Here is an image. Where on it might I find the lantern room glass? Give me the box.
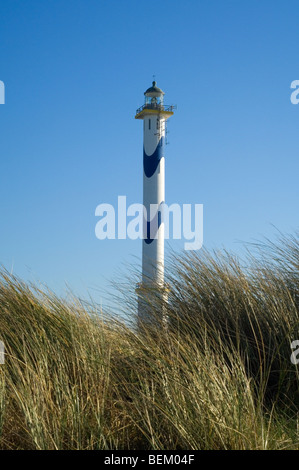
[144,95,164,108]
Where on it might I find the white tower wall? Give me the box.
[142,114,166,286]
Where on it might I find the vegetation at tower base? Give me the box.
[0,233,298,449]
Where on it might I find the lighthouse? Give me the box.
[135,81,175,322]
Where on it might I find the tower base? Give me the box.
[136,282,169,330]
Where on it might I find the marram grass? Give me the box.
[0,233,298,449]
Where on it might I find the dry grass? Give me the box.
[0,233,298,449]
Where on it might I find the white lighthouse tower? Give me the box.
[135,81,175,322]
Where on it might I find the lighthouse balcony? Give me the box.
[135,103,176,119]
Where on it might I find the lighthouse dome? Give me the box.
[144,81,165,97]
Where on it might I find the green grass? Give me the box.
[0,233,298,449]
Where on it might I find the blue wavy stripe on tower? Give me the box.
[143,136,164,178]
[144,203,163,245]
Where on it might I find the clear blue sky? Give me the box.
[0,0,298,304]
